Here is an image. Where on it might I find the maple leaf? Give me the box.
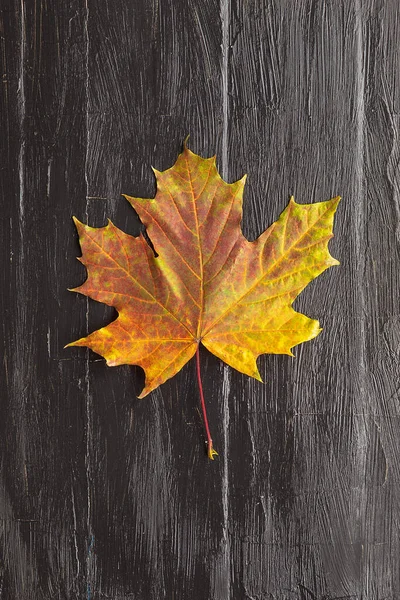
[67,142,340,459]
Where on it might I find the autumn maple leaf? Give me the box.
[67,142,340,458]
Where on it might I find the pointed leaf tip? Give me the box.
[254,369,263,383]
[72,215,82,227]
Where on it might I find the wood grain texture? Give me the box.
[1,0,400,598]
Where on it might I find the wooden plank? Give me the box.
[362,1,400,596]
[1,0,89,597]
[227,0,400,598]
[76,1,228,598]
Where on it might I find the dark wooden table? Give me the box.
[2,1,400,598]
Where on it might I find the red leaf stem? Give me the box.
[196,345,218,460]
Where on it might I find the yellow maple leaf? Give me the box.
[67,142,340,458]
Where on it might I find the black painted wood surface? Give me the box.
[2,1,400,598]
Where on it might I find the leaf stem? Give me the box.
[196,345,218,460]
